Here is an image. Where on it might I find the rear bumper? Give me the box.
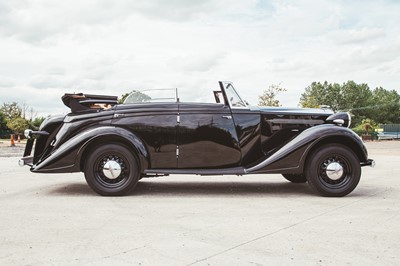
[361,159,375,167]
[19,138,34,167]
[19,156,33,167]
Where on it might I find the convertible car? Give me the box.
[19,81,374,196]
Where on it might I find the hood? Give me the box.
[257,106,334,116]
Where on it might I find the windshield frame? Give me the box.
[219,81,248,109]
[123,88,179,104]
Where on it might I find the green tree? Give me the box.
[118,93,130,104]
[1,102,43,134]
[368,87,400,124]
[29,116,46,130]
[360,119,377,135]
[258,84,287,107]
[341,81,373,125]
[6,117,29,134]
[352,118,378,136]
[300,81,374,126]
[300,81,342,111]
[0,111,7,130]
[1,102,22,120]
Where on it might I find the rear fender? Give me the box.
[31,126,149,173]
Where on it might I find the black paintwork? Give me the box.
[178,103,241,168]
[21,82,372,176]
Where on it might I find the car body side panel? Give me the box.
[31,126,149,173]
[53,110,115,150]
[230,108,263,166]
[112,103,178,169]
[259,108,332,157]
[33,114,65,164]
[245,124,368,174]
[177,103,241,168]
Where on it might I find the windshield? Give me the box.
[123,89,178,104]
[225,83,247,108]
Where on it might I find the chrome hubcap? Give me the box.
[326,162,344,180]
[102,160,122,179]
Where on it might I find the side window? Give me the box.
[213,91,223,103]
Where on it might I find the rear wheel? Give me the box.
[282,174,307,183]
[306,144,361,197]
[84,143,140,196]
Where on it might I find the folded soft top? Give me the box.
[61,93,118,113]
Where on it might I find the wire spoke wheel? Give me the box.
[318,155,351,189]
[95,154,129,188]
[84,143,140,196]
[306,144,361,197]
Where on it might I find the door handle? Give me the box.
[222,115,232,120]
[113,113,125,118]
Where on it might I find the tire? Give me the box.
[84,143,140,196]
[282,174,307,183]
[305,144,361,197]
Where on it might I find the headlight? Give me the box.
[326,112,351,128]
[24,129,32,139]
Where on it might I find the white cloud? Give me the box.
[332,27,386,45]
[0,0,399,116]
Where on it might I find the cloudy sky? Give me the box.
[0,0,399,116]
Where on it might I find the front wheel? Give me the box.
[84,143,140,196]
[305,145,361,197]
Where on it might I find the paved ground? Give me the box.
[0,140,25,157]
[0,141,399,265]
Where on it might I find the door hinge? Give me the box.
[177,115,180,123]
[176,146,179,157]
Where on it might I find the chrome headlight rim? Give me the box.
[346,112,351,128]
[24,129,33,139]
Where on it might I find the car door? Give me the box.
[177,102,241,168]
[219,81,263,166]
[112,103,178,169]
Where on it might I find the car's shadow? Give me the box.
[48,180,313,197]
[134,180,311,196]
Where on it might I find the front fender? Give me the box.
[245,124,367,174]
[31,126,149,173]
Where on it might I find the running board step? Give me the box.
[144,167,246,176]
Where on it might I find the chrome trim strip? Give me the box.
[269,119,324,125]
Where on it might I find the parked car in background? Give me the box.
[19,81,374,196]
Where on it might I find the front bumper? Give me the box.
[361,159,375,167]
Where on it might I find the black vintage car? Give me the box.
[19,81,374,196]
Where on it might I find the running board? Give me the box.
[144,167,246,176]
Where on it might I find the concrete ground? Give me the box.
[0,140,25,157]
[0,141,399,265]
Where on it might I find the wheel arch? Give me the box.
[78,132,149,173]
[301,135,367,169]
